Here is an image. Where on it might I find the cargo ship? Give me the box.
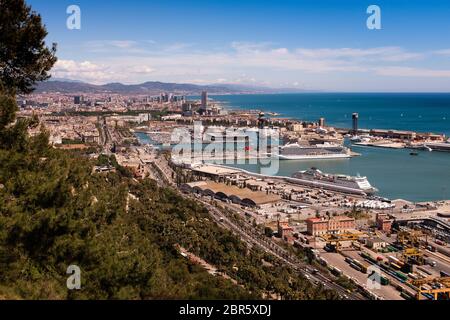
[289,168,378,195]
[278,143,351,160]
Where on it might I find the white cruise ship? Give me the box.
[277,143,351,160]
[291,168,378,195]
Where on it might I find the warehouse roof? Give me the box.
[191,164,241,176]
[185,181,280,206]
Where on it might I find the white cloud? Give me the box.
[52,59,155,84]
[52,42,450,87]
[433,49,450,56]
[108,40,138,49]
[53,60,111,83]
[295,47,422,62]
[375,66,450,78]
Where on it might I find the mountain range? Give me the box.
[34,79,308,95]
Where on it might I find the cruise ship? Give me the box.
[277,143,351,160]
[290,168,378,195]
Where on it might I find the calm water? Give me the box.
[211,93,450,135]
[139,94,450,201]
[222,146,450,202]
[203,93,450,202]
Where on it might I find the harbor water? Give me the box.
[138,93,450,202]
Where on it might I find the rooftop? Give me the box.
[186,180,280,205]
[191,164,241,176]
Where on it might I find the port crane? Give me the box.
[401,247,425,265]
[409,277,450,300]
[322,232,363,252]
[397,229,426,265]
[396,229,423,247]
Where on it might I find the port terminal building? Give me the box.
[181,181,281,208]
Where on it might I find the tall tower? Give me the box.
[201,91,208,107]
[257,112,268,153]
[352,113,359,134]
[319,117,325,127]
[258,112,267,129]
[74,96,83,105]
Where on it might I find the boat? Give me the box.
[350,135,371,143]
[410,152,419,156]
[408,144,432,152]
[424,142,450,153]
[290,168,378,195]
[278,143,351,160]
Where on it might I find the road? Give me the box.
[99,117,114,154]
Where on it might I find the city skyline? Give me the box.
[27,0,450,92]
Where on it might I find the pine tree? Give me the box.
[0,0,57,96]
[0,0,57,150]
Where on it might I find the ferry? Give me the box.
[278,143,351,160]
[290,168,378,195]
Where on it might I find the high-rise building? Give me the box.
[352,113,359,133]
[201,91,208,107]
[319,117,325,127]
[74,96,83,105]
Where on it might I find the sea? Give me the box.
[139,93,450,202]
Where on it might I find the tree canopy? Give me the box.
[0,0,339,300]
[0,0,57,95]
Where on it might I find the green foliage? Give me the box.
[264,227,274,237]
[335,276,356,292]
[0,0,57,95]
[0,147,256,299]
[0,145,340,299]
[0,0,340,301]
[0,95,17,128]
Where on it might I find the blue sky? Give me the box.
[27,0,450,91]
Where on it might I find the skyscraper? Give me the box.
[201,91,208,107]
[319,117,325,127]
[74,96,83,105]
[352,113,359,134]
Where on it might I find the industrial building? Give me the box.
[306,216,356,236]
[277,220,294,243]
[376,213,393,232]
[181,181,281,208]
[189,164,241,180]
[366,237,388,250]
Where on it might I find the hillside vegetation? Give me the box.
[0,0,338,300]
[0,141,339,299]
